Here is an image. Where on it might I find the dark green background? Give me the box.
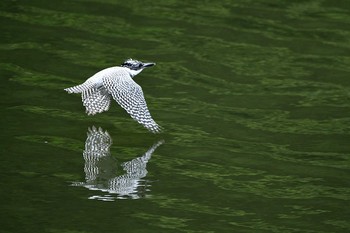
[1,0,349,232]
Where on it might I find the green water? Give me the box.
[1,0,350,232]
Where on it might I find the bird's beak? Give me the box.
[142,62,155,68]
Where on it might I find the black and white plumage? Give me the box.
[72,126,164,200]
[64,59,161,133]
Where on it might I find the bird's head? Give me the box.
[121,58,155,77]
[121,58,155,71]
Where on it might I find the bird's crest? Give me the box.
[121,58,143,70]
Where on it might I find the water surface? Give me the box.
[1,0,350,232]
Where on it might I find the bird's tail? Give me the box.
[64,82,93,94]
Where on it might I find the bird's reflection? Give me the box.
[72,126,164,201]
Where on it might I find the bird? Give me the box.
[64,58,161,133]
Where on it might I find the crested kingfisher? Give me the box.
[64,59,161,133]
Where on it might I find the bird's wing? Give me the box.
[102,74,161,133]
[81,86,111,115]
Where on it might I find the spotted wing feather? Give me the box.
[82,86,111,115]
[103,74,161,133]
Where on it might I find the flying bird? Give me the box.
[64,59,161,133]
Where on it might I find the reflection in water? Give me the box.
[72,126,164,201]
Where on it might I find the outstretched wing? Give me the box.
[81,86,111,115]
[102,74,161,133]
